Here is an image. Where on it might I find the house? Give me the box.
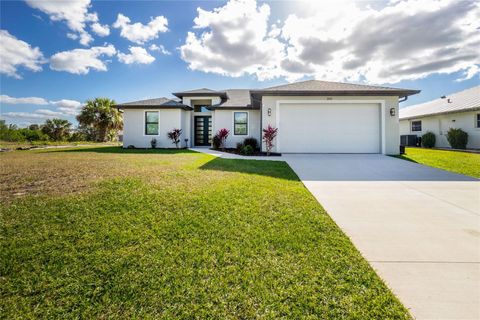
[399,86,480,149]
[115,80,419,155]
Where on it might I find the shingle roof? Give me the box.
[114,97,192,110]
[251,79,420,97]
[211,89,254,109]
[172,88,227,98]
[399,86,480,120]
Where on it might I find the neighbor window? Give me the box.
[194,105,210,112]
[411,120,422,132]
[145,111,159,135]
[476,114,480,128]
[234,112,248,135]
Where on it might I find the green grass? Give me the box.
[398,147,480,178]
[0,140,120,149]
[0,147,410,318]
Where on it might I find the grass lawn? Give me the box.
[0,147,410,319]
[399,147,480,179]
[0,140,120,150]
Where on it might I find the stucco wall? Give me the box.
[213,109,261,148]
[399,111,480,149]
[261,95,400,155]
[123,108,186,148]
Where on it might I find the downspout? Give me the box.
[399,96,408,103]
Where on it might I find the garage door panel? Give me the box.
[279,103,380,153]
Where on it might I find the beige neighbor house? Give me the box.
[399,86,480,149]
[115,80,419,155]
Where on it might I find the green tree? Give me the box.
[41,118,72,141]
[76,98,122,142]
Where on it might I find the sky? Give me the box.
[0,0,479,127]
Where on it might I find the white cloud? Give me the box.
[25,0,109,46]
[49,44,116,74]
[117,46,155,64]
[180,0,480,83]
[149,44,171,55]
[0,94,49,105]
[1,109,65,122]
[112,13,168,44]
[51,99,83,115]
[0,30,46,79]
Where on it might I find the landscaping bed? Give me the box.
[211,148,282,157]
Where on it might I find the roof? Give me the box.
[114,97,192,110]
[210,89,255,109]
[250,79,420,98]
[172,88,227,99]
[399,86,480,120]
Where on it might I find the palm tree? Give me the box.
[76,98,122,142]
[41,118,72,141]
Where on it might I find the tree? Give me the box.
[167,128,182,148]
[41,118,72,141]
[76,98,123,142]
[262,125,278,156]
[28,124,40,131]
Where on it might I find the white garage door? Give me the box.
[278,103,381,153]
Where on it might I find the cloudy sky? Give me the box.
[1,0,479,126]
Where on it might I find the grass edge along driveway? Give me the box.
[0,146,411,319]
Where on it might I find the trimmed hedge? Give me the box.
[446,128,468,149]
[421,132,436,148]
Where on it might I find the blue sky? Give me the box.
[1,0,478,126]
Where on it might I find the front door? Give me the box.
[194,116,212,146]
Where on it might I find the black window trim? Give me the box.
[233,111,248,136]
[145,111,159,135]
[476,113,480,128]
[411,120,422,132]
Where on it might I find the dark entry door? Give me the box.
[194,116,212,146]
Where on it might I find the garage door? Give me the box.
[278,103,381,153]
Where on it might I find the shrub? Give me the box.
[236,142,244,151]
[421,132,436,148]
[167,128,182,148]
[212,135,221,149]
[446,128,468,149]
[150,138,157,149]
[262,125,278,156]
[241,145,254,156]
[216,128,230,150]
[127,145,135,149]
[243,137,258,150]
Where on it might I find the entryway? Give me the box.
[194,116,212,146]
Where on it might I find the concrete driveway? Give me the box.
[284,154,480,320]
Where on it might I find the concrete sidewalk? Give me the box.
[284,154,480,320]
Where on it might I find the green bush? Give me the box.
[241,145,254,155]
[212,135,221,149]
[243,137,258,150]
[446,128,468,149]
[236,142,244,151]
[421,132,436,148]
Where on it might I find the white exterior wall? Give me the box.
[261,95,400,155]
[123,108,187,148]
[399,111,480,149]
[212,109,261,148]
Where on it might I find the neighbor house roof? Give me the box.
[210,89,255,109]
[172,88,227,99]
[114,97,192,110]
[250,80,420,98]
[399,86,480,120]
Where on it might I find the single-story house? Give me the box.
[115,80,419,155]
[399,86,480,149]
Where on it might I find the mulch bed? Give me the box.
[212,148,281,157]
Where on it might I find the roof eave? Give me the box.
[114,105,193,110]
[399,106,480,120]
[250,89,421,98]
[172,92,228,99]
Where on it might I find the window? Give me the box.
[145,111,159,135]
[411,120,422,132]
[194,105,210,112]
[234,112,248,135]
[476,114,480,128]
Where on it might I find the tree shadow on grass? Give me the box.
[51,146,198,154]
[199,157,299,181]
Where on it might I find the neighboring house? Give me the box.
[399,86,480,149]
[115,80,419,155]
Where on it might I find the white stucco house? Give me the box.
[115,80,419,155]
[399,86,480,149]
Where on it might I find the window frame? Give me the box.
[411,120,422,132]
[233,111,248,136]
[194,105,211,113]
[144,110,159,136]
[476,113,480,128]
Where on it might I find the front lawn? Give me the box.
[0,147,409,318]
[399,147,480,178]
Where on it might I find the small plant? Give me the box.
[446,128,468,149]
[262,125,278,156]
[241,145,254,156]
[184,138,189,148]
[421,132,436,148]
[243,137,258,150]
[167,128,182,148]
[236,142,244,151]
[150,138,157,149]
[216,128,230,150]
[212,135,221,149]
[127,145,135,149]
